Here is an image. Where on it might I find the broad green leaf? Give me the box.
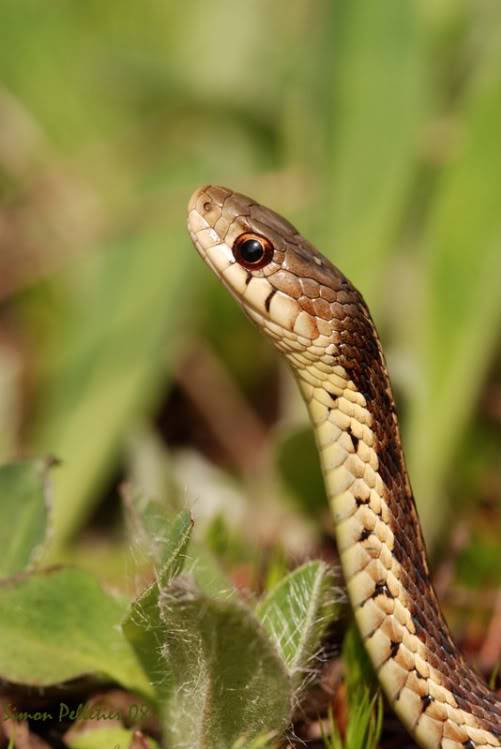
[122,509,193,700]
[407,76,501,543]
[160,582,291,749]
[0,458,53,577]
[0,567,151,696]
[256,561,342,692]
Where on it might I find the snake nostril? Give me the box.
[203,201,212,212]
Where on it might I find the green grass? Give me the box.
[0,1,498,552]
[0,1,499,746]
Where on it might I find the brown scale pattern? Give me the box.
[328,290,501,733]
[309,277,501,733]
[189,186,501,742]
[226,188,501,732]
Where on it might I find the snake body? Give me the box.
[187,185,501,749]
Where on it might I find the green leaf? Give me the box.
[310,0,426,305]
[407,76,501,543]
[322,627,382,749]
[160,582,291,749]
[322,695,383,749]
[122,487,192,571]
[0,567,151,696]
[31,227,194,554]
[342,625,377,708]
[256,561,342,693]
[187,540,235,599]
[0,458,53,577]
[344,627,383,749]
[123,483,232,597]
[122,508,193,700]
[65,725,157,749]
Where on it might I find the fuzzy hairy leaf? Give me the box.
[123,487,192,571]
[256,561,342,692]
[122,509,193,700]
[160,582,291,748]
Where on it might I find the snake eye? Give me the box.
[232,233,274,270]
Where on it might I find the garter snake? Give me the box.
[187,184,501,749]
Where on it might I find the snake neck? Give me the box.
[291,344,501,749]
[187,183,501,749]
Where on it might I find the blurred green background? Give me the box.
[0,0,499,620]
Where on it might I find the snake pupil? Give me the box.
[239,239,264,263]
[233,232,274,270]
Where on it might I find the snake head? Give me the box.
[187,185,359,352]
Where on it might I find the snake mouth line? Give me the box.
[187,223,241,298]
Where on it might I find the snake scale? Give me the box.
[187,185,501,749]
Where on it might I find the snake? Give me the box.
[186,184,501,749]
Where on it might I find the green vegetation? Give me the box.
[0,1,499,747]
[0,467,342,747]
[321,628,384,749]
